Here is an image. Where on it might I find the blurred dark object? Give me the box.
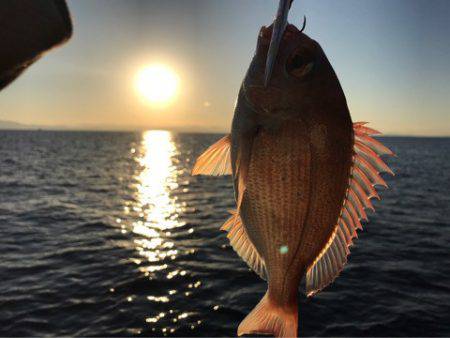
[0,0,72,90]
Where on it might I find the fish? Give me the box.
[192,0,394,337]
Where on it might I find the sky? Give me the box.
[0,0,449,135]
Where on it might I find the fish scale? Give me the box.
[299,124,353,269]
[240,119,352,306]
[242,121,310,301]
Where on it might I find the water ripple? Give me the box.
[0,131,448,336]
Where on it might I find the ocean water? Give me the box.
[0,130,449,337]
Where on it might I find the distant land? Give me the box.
[0,120,41,130]
[0,119,448,137]
[0,119,224,133]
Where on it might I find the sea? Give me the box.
[0,130,449,337]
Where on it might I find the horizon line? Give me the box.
[0,127,449,138]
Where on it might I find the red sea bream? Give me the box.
[193,2,394,336]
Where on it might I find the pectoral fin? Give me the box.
[222,210,267,280]
[192,135,232,176]
[306,122,394,296]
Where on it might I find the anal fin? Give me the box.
[221,210,267,280]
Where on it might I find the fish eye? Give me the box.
[286,49,315,78]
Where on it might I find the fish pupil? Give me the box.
[291,54,305,69]
[287,50,315,78]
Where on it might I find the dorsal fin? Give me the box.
[306,122,394,297]
[221,210,267,280]
[192,135,232,176]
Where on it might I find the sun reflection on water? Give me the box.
[124,130,203,333]
[133,130,183,268]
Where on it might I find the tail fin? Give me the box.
[238,292,298,338]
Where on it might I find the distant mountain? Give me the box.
[0,120,35,130]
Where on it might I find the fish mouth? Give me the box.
[262,0,307,87]
[259,23,301,43]
[263,0,293,87]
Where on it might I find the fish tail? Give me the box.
[237,291,298,338]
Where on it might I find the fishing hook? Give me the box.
[300,15,306,33]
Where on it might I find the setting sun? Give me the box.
[135,64,179,105]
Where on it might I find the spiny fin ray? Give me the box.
[192,135,232,176]
[306,122,394,297]
[221,210,267,280]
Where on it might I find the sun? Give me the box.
[135,64,179,105]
